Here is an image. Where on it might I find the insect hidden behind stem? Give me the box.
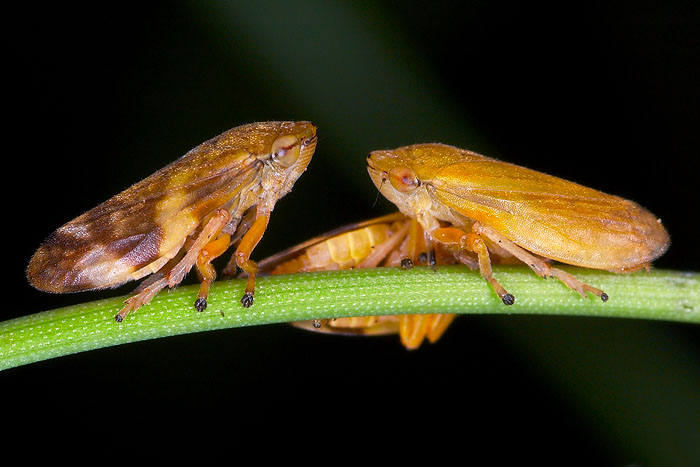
[256,212,466,350]
[366,143,670,305]
[27,121,318,322]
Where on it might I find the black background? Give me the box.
[5,1,699,463]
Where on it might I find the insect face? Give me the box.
[367,151,425,218]
[367,147,464,231]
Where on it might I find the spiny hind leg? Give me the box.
[167,209,231,290]
[474,223,608,301]
[115,253,183,322]
[116,209,232,322]
[116,277,170,322]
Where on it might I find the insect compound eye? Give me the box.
[270,134,301,168]
[388,167,420,193]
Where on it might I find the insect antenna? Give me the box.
[372,178,387,208]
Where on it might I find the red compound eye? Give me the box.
[388,167,420,193]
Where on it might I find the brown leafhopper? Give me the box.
[27,121,317,321]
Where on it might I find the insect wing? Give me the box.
[431,156,670,269]
[27,137,260,293]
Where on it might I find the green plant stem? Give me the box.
[1,266,698,370]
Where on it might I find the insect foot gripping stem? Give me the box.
[235,214,270,308]
[431,225,515,305]
[116,277,170,322]
[474,223,608,302]
[466,231,515,305]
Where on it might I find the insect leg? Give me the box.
[166,209,231,290]
[400,218,422,269]
[235,213,270,307]
[116,277,170,322]
[114,252,186,321]
[452,251,479,269]
[222,207,257,277]
[356,220,410,268]
[396,313,456,349]
[423,243,458,344]
[467,232,516,305]
[121,209,233,320]
[426,313,457,343]
[194,232,232,311]
[474,223,608,301]
[396,224,457,348]
[431,225,514,305]
[398,314,433,350]
[423,231,437,270]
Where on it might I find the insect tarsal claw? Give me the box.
[241,293,254,308]
[502,294,515,306]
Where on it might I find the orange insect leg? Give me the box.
[235,213,270,307]
[426,313,457,344]
[432,226,468,248]
[389,224,459,348]
[356,221,410,268]
[221,208,257,277]
[115,209,231,322]
[432,226,515,305]
[194,232,232,311]
[116,276,170,322]
[474,223,608,301]
[398,314,433,350]
[167,209,230,289]
[401,217,422,268]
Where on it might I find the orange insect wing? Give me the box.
[393,143,669,270]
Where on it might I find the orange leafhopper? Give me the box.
[27,121,318,321]
[256,212,461,349]
[367,143,670,304]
